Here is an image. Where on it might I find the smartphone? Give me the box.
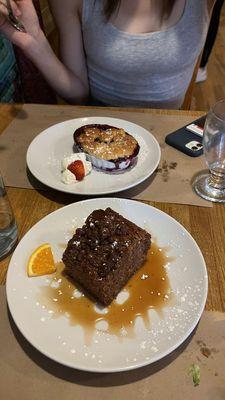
[165,115,206,157]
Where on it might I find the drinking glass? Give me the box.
[193,100,225,202]
[0,175,18,259]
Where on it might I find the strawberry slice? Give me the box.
[67,160,85,181]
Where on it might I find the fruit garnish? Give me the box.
[27,243,56,277]
[67,160,85,181]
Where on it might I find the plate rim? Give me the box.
[26,116,161,195]
[6,198,208,373]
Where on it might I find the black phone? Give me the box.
[165,115,206,157]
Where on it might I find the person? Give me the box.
[0,33,21,102]
[0,0,215,109]
[0,0,56,103]
[196,0,224,83]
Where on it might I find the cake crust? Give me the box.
[62,208,151,306]
[73,124,140,171]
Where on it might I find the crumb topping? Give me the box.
[75,125,138,160]
[63,208,147,278]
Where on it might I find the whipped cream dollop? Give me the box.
[61,153,92,184]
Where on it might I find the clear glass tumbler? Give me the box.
[0,175,18,259]
[193,100,225,202]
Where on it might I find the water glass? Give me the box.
[0,176,18,259]
[193,100,225,202]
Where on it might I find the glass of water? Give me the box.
[0,175,18,259]
[193,100,225,202]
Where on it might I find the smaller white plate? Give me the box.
[26,117,160,195]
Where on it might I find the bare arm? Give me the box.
[48,0,88,94]
[0,0,89,103]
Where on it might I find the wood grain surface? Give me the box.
[0,104,224,314]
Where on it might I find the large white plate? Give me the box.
[26,117,160,195]
[6,198,208,373]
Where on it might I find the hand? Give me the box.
[0,0,43,50]
[0,0,19,27]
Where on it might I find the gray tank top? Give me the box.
[82,0,209,108]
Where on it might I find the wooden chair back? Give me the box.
[181,55,202,110]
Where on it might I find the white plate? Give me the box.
[6,198,208,373]
[26,117,160,195]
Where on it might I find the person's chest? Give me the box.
[83,0,208,76]
[109,0,187,34]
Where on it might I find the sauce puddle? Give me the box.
[38,243,174,343]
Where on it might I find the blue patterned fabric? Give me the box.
[0,34,21,103]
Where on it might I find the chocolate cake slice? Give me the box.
[62,208,151,306]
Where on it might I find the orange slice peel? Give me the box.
[27,243,56,277]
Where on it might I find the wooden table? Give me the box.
[0,103,225,314]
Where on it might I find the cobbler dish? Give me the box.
[73,124,140,171]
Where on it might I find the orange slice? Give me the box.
[27,243,56,277]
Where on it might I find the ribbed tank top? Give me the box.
[82,0,209,108]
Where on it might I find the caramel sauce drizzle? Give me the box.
[38,243,173,344]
